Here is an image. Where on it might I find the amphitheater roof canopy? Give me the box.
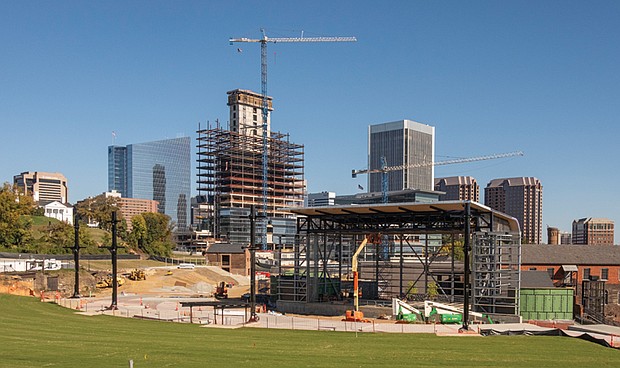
[289,200,520,234]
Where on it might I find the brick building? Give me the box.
[204,243,250,276]
[521,244,620,305]
[572,217,615,245]
[434,176,479,202]
[485,177,543,244]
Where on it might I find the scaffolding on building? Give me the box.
[196,124,305,245]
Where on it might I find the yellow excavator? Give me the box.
[343,234,381,323]
[96,275,125,288]
[128,269,146,281]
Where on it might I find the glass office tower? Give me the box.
[108,137,191,230]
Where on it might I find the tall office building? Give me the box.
[484,177,543,244]
[434,176,479,202]
[108,146,127,196]
[368,120,435,192]
[572,218,615,245]
[108,137,191,230]
[196,89,304,246]
[13,171,68,204]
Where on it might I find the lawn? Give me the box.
[0,294,618,367]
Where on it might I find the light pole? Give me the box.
[248,205,259,322]
[106,211,119,310]
[69,212,84,298]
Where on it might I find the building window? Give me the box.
[547,268,554,279]
[253,115,257,121]
[584,268,591,280]
[601,268,609,280]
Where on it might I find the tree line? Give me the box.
[0,183,175,257]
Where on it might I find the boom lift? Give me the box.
[424,300,493,324]
[343,234,381,322]
[392,298,424,323]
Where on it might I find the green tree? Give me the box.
[129,214,147,248]
[74,194,121,231]
[32,221,73,254]
[129,212,174,257]
[427,281,438,300]
[440,234,464,261]
[0,183,36,249]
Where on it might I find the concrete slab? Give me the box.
[568,324,620,336]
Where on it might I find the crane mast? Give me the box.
[230,30,356,249]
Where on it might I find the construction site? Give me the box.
[2,30,618,351]
[195,90,305,248]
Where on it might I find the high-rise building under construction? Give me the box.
[196,89,305,245]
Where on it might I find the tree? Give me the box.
[30,221,73,254]
[0,183,35,249]
[440,234,464,261]
[74,194,121,231]
[129,212,174,257]
[129,214,147,248]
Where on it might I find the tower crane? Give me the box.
[352,151,524,203]
[230,29,356,248]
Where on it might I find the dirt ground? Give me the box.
[0,265,250,299]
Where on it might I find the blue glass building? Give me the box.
[108,137,191,230]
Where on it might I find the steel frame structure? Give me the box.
[196,125,304,243]
[286,201,521,329]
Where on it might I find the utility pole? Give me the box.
[106,211,119,310]
[461,202,471,332]
[248,205,259,322]
[69,213,84,299]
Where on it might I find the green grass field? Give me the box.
[0,294,618,367]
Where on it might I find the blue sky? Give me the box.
[1,1,619,242]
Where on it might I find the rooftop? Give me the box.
[522,244,620,265]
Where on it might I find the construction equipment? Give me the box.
[214,281,228,299]
[128,269,146,281]
[352,151,524,202]
[96,275,125,288]
[392,298,424,323]
[230,29,356,249]
[423,300,493,324]
[343,234,381,322]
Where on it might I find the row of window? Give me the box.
[46,208,65,214]
[530,267,612,281]
[583,267,609,280]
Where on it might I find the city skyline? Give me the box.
[1,1,619,242]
